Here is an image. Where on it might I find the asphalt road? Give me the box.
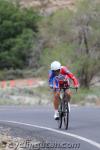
[0,105,100,150]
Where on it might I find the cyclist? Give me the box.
[48,61,79,120]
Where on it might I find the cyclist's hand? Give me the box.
[49,85,53,89]
[75,85,79,91]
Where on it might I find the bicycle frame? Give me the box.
[58,87,69,129]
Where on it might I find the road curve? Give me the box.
[0,105,100,150]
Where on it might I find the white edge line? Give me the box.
[0,120,100,149]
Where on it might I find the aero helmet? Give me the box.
[51,61,61,70]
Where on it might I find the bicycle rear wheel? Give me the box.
[58,112,62,129]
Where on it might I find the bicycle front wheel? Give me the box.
[63,107,69,130]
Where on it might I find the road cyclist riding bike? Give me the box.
[57,77,78,129]
[48,61,79,120]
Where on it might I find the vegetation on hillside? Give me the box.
[39,0,100,88]
[0,0,100,89]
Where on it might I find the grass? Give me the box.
[32,85,100,105]
[71,86,100,104]
[0,85,100,105]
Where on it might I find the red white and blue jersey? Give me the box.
[48,66,79,89]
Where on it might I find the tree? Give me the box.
[0,0,40,69]
[71,0,100,88]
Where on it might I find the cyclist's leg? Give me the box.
[54,90,60,110]
[65,89,72,102]
[65,89,72,112]
[53,90,60,119]
[52,77,60,119]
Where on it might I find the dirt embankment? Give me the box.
[0,125,41,150]
[18,0,76,14]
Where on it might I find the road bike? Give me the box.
[57,80,77,130]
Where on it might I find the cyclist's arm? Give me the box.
[48,70,55,88]
[67,73,79,88]
[63,67,79,87]
[48,71,60,90]
[48,70,52,87]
